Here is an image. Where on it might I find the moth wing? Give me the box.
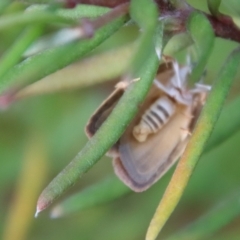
[85,87,124,137]
[85,61,174,139]
[85,87,124,155]
[113,105,192,192]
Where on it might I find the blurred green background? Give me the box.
[1,0,240,240]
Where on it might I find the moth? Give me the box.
[86,59,210,192]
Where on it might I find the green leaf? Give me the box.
[55,4,109,19]
[0,12,127,95]
[130,0,158,30]
[36,50,159,215]
[35,0,160,215]
[21,4,110,21]
[207,0,221,16]
[0,10,73,31]
[187,12,215,83]
[129,0,159,76]
[164,33,193,55]
[0,25,44,80]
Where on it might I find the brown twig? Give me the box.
[65,0,240,44]
[79,2,129,38]
[207,14,240,43]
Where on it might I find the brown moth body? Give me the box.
[86,59,209,192]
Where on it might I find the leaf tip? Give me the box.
[35,195,51,217]
[34,208,40,218]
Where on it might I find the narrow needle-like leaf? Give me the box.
[0,10,73,31]
[37,4,109,19]
[207,0,222,16]
[0,14,127,96]
[0,25,44,80]
[187,12,214,83]
[35,0,160,216]
[35,51,159,216]
[164,33,193,55]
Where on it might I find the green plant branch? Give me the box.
[0,10,127,98]
[35,0,160,215]
[15,30,194,100]
[187,12,215,83]
[36,48,159,214]
[33,4,109,19]
[63,0,240,43]
[145,47,240,240]
[0,9,74,31]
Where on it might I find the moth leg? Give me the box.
[190,85,211,94]
[171,60,182,89]
[180,111,194,119]
[153,79,170,92]
[192,92,208,105]
[195,83,211,91]
[180,127,192,136]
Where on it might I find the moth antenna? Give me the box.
[172,60,182,88]
[115,78,140,89]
